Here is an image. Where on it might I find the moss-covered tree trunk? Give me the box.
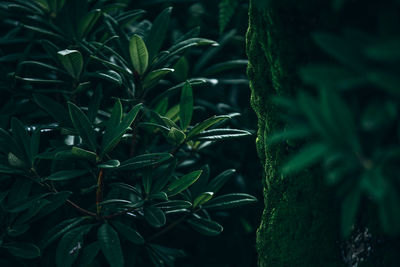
[246,1,343,266]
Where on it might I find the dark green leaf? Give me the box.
[188,217,223,236]
[167,170,202,196]
[193,128,251,141]
[46,170,88,181]
[68,102,97,152]
[193,192,214,208]
[118,153,172,171]
[98,224,124,267]
[144,206,166,228]
[179,81,193,130]
[3,242,41,259]
[78,242,100,267]
[282,143,328,175]
[143,68,174,90]
[206,169,235,194]
[187,115,231,139]
[112,221,144,244]
[146,7,172,61]
[57,49,83,79]
[77,9,101,38]
[98,159,120,169]
[341,188,361,237]
[203,193,257,210]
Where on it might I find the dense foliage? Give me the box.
[0,0,258,266]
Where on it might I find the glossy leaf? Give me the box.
[167,170,202,196]
[56,224,93,267]
[68,102,97,152]
[179,81,193,130]
[193,192,214,208]
[144,205,166,228]
[203,193,257,210]
[193,128,251,141]
[119,153,172,171]
[206,169,235,194]
[98,224,124,267]
[46,169,88,181]
[146,7,172,61]
[188,217,223,236]
[187,115,231,139]
[112,221,144,244]
[57,49,83,79]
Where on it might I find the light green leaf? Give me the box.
[57,49,83,79]
[193,128,251,141]
[129,34,148,75]
[193,192,213,208]
[98,224,124,267]
[98,159,120,169]
[166,127,186,146]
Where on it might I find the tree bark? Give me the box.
[246,1,343,266]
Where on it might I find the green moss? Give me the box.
[246,1,343,266]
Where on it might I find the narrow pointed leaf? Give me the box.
[167,170,202,196]
[203,193,257,210]
[207,169,235,194]
[118,153,172,170]
[193,192,213,208]
[46,170,88,181]
[146,7,172,61]
[179,81,193,130]
[187,115,230,139]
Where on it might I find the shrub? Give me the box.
[0,0,256,266]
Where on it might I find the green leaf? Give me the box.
[193,192,214,208]
[193,128,251,141]
[267,126,312,145]
[56,224,93,267]
[203,193,257,210]
[98,159,120,169]
[282,143,328,175]
[77,9,101,38]
[129,34,148,75]
[78,242,100,267]
[156,200,192,212]
[206,169,235,194]
[39,217,87,250]
[68,102,97,152]
[146,7,172,61]
[187,115,231,139]
[11,117,31,163]
[88,85,103,123]
[55,147,97,162]
[144,205,166,228]
[32,191,72,221]
[166,127,186,146]
[118,153,172,171]
[187,217,223,236]
[101,103,142,157]
[112,221,144,244]
[2,242,41,259]
[167,170,202,196]
[110,182,142,197]
[142,68,174,90]
[179,81,193,130]
[46,169,88,181]
[98,224,124,267]
[90,70,122,86]
[201,59,248,76]
[57,49,83,79]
